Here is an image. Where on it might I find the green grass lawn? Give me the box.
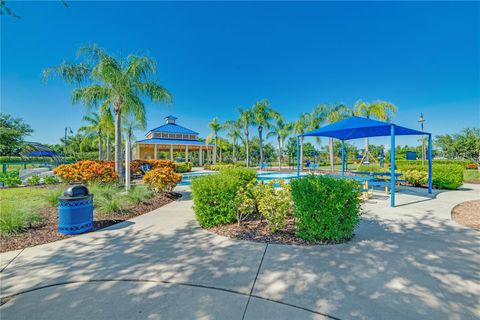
[0,187,58,235]
[463,169,480,184]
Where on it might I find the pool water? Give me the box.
[179,171,304,186]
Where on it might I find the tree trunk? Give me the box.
[277,136,282,170]
[245,130,250,167]
[232,137,236,162]
[259,126,264,165]
[329,137,334,173]
[300,136,304,169]
[365,137,369,163]
[214,134,218,163]
[98,128,103,160]
[106,130,111,161]
[114,98,123,184]
[129,130,133,162]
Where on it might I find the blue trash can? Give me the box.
[58,184,93,235]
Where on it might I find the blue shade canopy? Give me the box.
[302,116,429,140]
[25,151,59,156]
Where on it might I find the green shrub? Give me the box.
[42,189,63,207]
[432,165,463,189]
[127,185,154,205]
[291,175,362,241]
[95,193,127,214]
[175,162,193,173]
[0,171,21,187]
[254,181,292,232]
[0,208,43,235]
[396,159,474,168]
[397,163,464,189]
[26,175,41,185]
[235,181,257,225]
[43,175,59,184]
[191,168,256,228]
[356,165,388,173]
[403,170,428,187]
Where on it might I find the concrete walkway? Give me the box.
[1,184,479,319]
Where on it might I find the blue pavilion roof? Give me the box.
[302,116,429,140]
[148,123,199,135]
[137,138,214,146]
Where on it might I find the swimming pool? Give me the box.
[179,170,304,186]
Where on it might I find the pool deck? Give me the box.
[1,184,479,319]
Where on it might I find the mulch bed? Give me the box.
[208,214,351,246]
[0,193,181,253]
[451,200,480,230]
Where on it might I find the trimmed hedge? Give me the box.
[291,175,362,241]
[396,159,474,169]
[191,168,256,228]
[175,162,193,173]
[397,163,463,189]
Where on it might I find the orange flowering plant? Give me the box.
[144,167,182,193]
[54,160,118,184]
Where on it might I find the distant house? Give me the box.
[135,116,215,165]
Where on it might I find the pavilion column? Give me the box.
[170,144,173,161]
[341,140,345,177]
[135,144,140,160]
[154,144,158,160]
[296,136,300,177]
[185,145,189,162]
[199,146,203,166]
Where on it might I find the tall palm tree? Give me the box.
[223,119,242,162]
[44,44,172,183]
[238,107,254,167]
[78,112,103,160]
[252,99,278,165]
[354,100,397,163]
[208,117,222,163]
[267,116,293,170]
[293,113,310,169]
[315,103,351,172]
[102,108,114,161]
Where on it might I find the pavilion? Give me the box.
[134,116,215,165]
[298,116,432,207]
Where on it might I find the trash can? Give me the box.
[58,184,93,235]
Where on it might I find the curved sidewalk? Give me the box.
[1,185,479,319]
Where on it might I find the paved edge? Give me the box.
[0,279,342,320]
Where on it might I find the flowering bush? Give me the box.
[465,163,478,170]
[53,160,118,183]
[404,170,428,187]
[143,167,182,193]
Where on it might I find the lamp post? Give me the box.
[418,114,426,165]
[64,127,73,162]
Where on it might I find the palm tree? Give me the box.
[252,99,278,166]
[78,112,103,160]
[223,119,242,162]
[102,108,114,161]
[293,113,310,169]
[267,116,293,170]
[44,44,172,183]
[315,103,351,172]
[354,100,397,163]
[238,108,254,167]
[208,117,222,163]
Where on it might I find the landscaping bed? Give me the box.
[0,192,180,253]
[451,200,480,230]
[208,214,351,245]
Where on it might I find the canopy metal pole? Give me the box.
[390,125,395,207]
[341,140,345,177]
[428,134,432,193]
[296,136,300,177]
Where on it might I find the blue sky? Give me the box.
[2,1,479,148]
